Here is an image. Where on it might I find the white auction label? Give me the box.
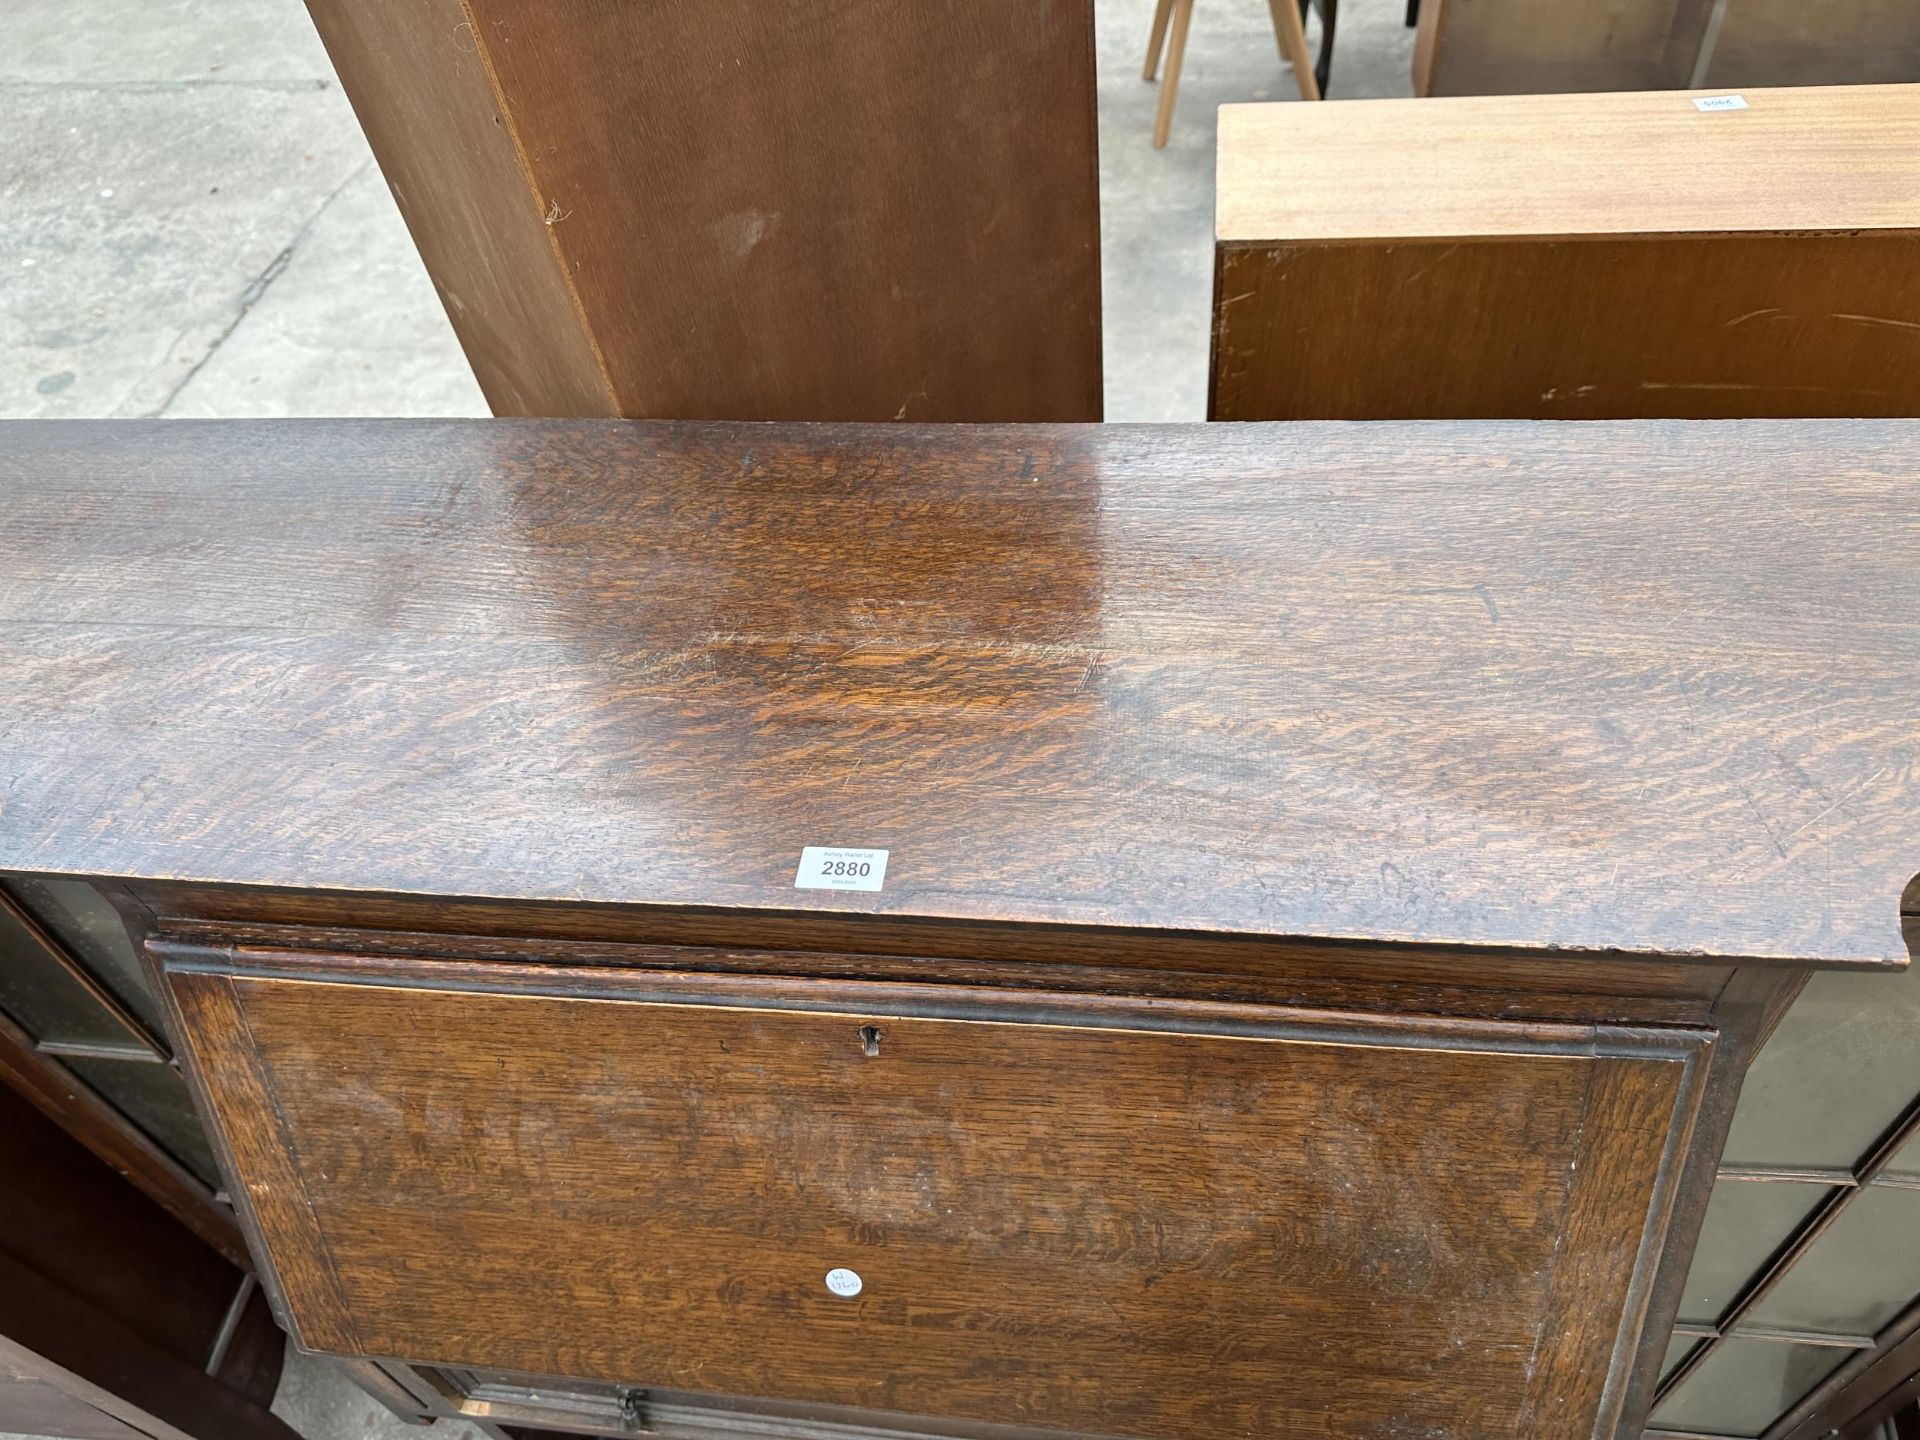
[794,846,888,892]
[825,1267,864,1297]
[1693,94,1748,111]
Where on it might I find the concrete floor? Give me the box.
[0,3,1410,1437]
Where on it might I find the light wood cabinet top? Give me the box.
[1218,83,1920,242]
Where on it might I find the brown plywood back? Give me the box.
[304,0,1102,422]
[302,0,615,417]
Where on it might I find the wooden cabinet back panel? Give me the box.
[1212,232,1920,422]
[170,966,1704,1440]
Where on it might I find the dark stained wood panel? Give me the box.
[0,1082,237,1369]
[0,1081,295,1440]
[168,960,1706,1440]
[303,0,1102,422]
[1,419,1917,970]
[133,900,1737,1029]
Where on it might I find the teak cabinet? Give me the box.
[1211,84,1920,422]
[5,419,1918,1440]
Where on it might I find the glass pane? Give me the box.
[63,1056,221,1188]
[1722,959,1920,1169]
[1662,1335,1701,1383]
[1650,1339,1845,1437]
[1678,1180,1832,1323]
[3,875,164,1034]
[1747,1185,1920,1337]
[0,901,131,1046]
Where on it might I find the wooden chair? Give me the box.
[1145,0,1320,148]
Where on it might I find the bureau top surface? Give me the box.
[1217,83,1920,243]
[1,418,1915,969]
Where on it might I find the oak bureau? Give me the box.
[2,419,1915,1440]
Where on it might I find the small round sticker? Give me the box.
[824,1267,863,1298]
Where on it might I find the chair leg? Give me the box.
[1314,0,1337,94]
[1267,0,1320,100]
[1143,0,1175,79]
[1152,0,1194,148]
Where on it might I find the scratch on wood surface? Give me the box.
[1399,244,1462,288]
[1736,774,1790,861]
[1722,307,1784,329]
[1832,313,1920,332]
[1779,767,1888,850]
[1639,381,1831,393]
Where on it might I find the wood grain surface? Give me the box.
[168,960,1704,1440]
[1211,231,1920,421]
[1217,86,1920,243]
[303,0,1102,423]
[1213,87,1920,421]
[134,900,1736,1029]
[1,419,1916,969]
